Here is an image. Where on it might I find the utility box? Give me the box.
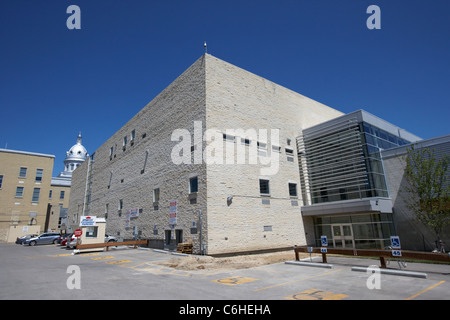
[77,216,106,253]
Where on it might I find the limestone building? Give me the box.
[67,54,344,254]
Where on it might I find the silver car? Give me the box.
[23,232,61,246]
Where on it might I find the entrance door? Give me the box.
[332,224,354,248]
[176,230,183,245]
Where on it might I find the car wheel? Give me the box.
[53,239,58,244]
[29,241,36,246]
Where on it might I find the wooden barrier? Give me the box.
[294,246,450,268]
[77,240,148,251]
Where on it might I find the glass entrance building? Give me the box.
[297,110,421,249]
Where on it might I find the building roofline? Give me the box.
[381,133,450,159]
[0,148,55,159]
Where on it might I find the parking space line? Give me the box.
[91,256,115,260]
[405,281,446,300]
[213,276,259,286]
[253,268,343,292]
[105,260,132,264]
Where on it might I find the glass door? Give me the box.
[332,224,355,248]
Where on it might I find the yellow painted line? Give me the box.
[405,281,446,300]
[105,260,132,264]
[213,276,258,286]
[91,256,114,260]
[254,268,342,292]
[80,253,101,256]
[48,253,72,257]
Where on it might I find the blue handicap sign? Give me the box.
[390,236,401,249]
[321,235,328,247]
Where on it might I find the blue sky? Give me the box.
[1,0,449,176]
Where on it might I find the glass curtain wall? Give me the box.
[313,213,396,249]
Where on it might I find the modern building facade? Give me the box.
[297,110,422,249]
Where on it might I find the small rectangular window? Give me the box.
[85,226,98,238]
[189,176,198,194]
[32,188,41,202]
[49,190,53,199]
[35,169,43,182]
[0,175,3,189]
[19,167,27,178]
[15,186,24,197]
[110,146,114,156]
[60,190,65,200]
[285,148,294,155]
[223,133,235,142]
[272,145,281,152]
[259,179,270,195]
[153,188,160,202]
[288,183,298,197]
[131,130,136,141]
[241,138,251,146]
[257,141,267,149]
[123,136,127,146]
[119,199,123,210]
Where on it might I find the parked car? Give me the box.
[66,234,78,249]
[15,234,38,245]
[23,232,61,246]
[105,234,117,242]
[60,233,73,246]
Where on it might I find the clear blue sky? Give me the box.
[1,0,449,176]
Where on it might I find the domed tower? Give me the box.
[58,132,88,178]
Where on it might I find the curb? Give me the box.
[351,266,428,279]
[285,260,334,269]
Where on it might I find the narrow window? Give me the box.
[119,199,123,210]
[15,186,24,197]
[32,188,41,202]
[35,169,43,182]
[49,190,53,199]
[153,188,160,202]
[259,179,270,195]
[19,167,27,178]
[0,175,3,188]
[131,130,136,141]
[288,183,298,197]
[60,190,65,200]
[189,176,198,194]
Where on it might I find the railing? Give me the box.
[294,246,450,268]
[76,240,148,251]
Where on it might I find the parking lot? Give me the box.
[1,243,449,302]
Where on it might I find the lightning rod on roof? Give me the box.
[204,41,207,54]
